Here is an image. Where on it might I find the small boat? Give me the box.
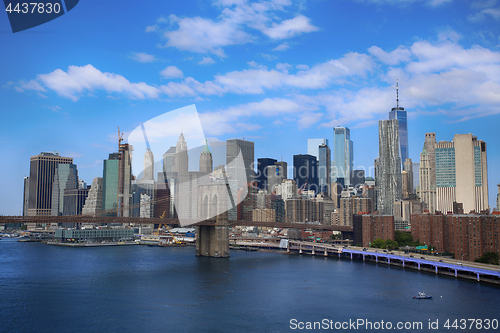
[413,292,432,299]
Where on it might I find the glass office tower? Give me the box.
[389,82,408,170]
[333,127,353,187]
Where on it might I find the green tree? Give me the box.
[395,230,414,247]
[474,252,499,265]
[385,239,399,250]
[371,238,385,248]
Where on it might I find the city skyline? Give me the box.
[2,0,500,215]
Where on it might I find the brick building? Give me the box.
[357,215,395,247]
[285,198,324,223]
[411,214,500,261]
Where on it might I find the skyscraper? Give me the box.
[162,146,176,176]
[497,184,500,211]
[23,176,29,216]
[62,188,89,216]
[174,133,190,220]
[435,134,489,214]
[275,161,287,179]
[82,177,103,216]
[293,154,318,194]
[118,143,132,217]
[333,127,353,187]
[27,152,73,216]
[418,133,437,213]
[375,120,402,215]
[51,163,78,216]
[199,140,213,174]
[256,158,277,190]
[226,139,254,189]
[389,82,408,170]
[102,153,120,216]
[266,163,286,194]
[318,144,331,196]
[143,148,154,180]
[401,158,413,198]
[175,133,189,177]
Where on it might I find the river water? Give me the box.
[0,239,499,332]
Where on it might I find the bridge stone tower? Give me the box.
[196,183,231,258]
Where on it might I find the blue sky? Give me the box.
[1,0,500,215]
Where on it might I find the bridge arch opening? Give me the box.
[211,194,218,217]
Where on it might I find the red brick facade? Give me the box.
[411,214,500,261]
[361,215,395,247]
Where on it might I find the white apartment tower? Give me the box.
[435,134,489,214]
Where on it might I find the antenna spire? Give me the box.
[396,79,399,109]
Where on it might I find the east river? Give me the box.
[0,239,499,332]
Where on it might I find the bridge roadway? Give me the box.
[0,216,352,232]
[343,247,500,283]
[230,239,500,284]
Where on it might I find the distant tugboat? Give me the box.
[413,292,432,299]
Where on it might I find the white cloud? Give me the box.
[16,79,46,92]
[150,1,318,57]
[407,40,500,74]
[128,52,158,63]
[160,82,197,98]
[199,96,316,135]
[262,15,319,39]
[297,112,322,129]
[210,52,373,94]
[261,53,278,61]
[364,0,453,6]
[16,32,500,126]
[160,66,184,79]
[18,51,373,101]
[161,15,252,56]
[276,63,292,72]
[23,64,161,101]
[198,56,215,65]
[427,0,452,5]
[273,43,290,51]
[247,60,265,68]
[369,45,412,65]
[469,7,500,21]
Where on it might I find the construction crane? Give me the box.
[118,127,123,146]
[156,211,182,244]
[298,182,308,195]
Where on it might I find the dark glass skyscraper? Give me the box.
[389,82,408,170]
[257,158,277,190]
[293,154,319,194]
[318,144,331,195]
